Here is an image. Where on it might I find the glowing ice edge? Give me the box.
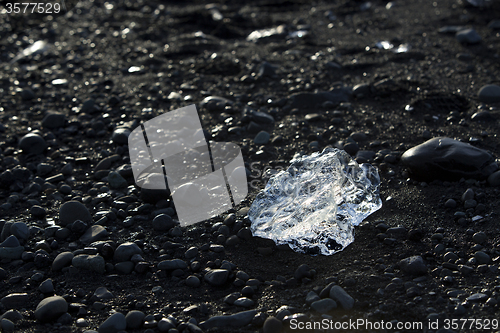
[248,148,382,255]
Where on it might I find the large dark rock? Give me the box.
[288,88,351,109]
[401,137,498,181]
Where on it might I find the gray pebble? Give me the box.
[466,293,488,302]
[488,170,500,186]
[254,131,270,145]
[478,84,500,103]
[456,28,481,44]
[444,199,457,208]
[30,205,47,217]
[114,242,142,262]
[9,222,28,241]
[311,298,337,313]
[108,171,128,189]
[1,318,14,332]
[199,310,257,330]
[125,310,145,329]
[399,255,427,275]
[184,246,198,259]
[472,232,487,244]
[474,251,490,264]
[59,201,92,227]
[158,259,187,270]
[1,293,28,309]
[112,128,131,145]
[98,313,126,333]
[37,163,53,176]
[115,261,134,274]
[1,235,20,248]
[94,287,114,300]
[462,188,474,201]
[153,214,176,231]
[42,112,66,129]
[39,278,54,294]
[233,297,254,308]
[157,318,176,331]
[329,285,354,310]
[80,225,108,245]
[19,133,47,155]
[186,275,201,287]
[263,316,282,333]
[52,252,74,271]
[72,254,105,274]
[204,269,229,286]
[35,296,68,322]
[305,291,320,304]
[252,111,274,123]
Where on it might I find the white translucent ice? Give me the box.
[248,148,382,255]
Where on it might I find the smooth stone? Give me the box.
[186,275,201,287]
[471,111,494,122]
[289,89,351,109]
[472,232,487,244]
[112,128,131,145]
[294,264,311,280]
[401,137,498,181]
[233,297,254,308]
[158,259,187,270]
[399,255,427,275]
[1,318,14,332]
[456,28,481,44]
[115,261,134,274]
[113,242,142,262]
[263,316,282,333]
[200,96,233,112]
[352,83,371,97]
[19,133,47,154]
[311,298,337,313]
[10,222,29,241]
[0,310,23,322]
[488,19,500,29]
[199,310,257,330]
[157,318,176,331]
[30,205,46,217]
[98,313,126,333]
[488,170,500,186]
[94,287,114,300]
[37,163,53,176]
[0,247,24,259]
[94,155,120,172]
[59,201,92,227]
[478,84,500,103]
[108,171,128,189]
[52,252,74,271]
[305,291,320,304]
[474,251,491,264]
[254,131,270,145]
[35,296,68,322]
[329,286,354,310]
[72,254,106,274]
[466,293,488,302]
[252,111,274,124]
[125,310,145,329]
[39,278,54,294]
[204,269,229,286]
[152,214,175,231]
[42,112,66,129]
[0,235,20,248]
[80,225,108,245]
[1,293,28,309]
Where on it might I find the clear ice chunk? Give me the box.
[248,148,382,255]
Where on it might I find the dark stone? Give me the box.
[19,133,47,155]
[42,113,66,129]
[289,89,351,109]
[398,255,427,276]
[401,137,498,181]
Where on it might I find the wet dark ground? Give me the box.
[1,0,500,332]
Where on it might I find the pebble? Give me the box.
[158,259,187,270]
[18,133,47,155]
[456,28,481,44]
[72,254,106,273]
[471,111,494,122]
[444,199,457,208]
[80,225,108,245]
[108,171,128,189]
[233,297,254,308]
[125,310,145,329]
[311,298,337,313]
[474,251,490,264]
[305,291,320,304]
[59,201,92,227]
[329,285,354,310]
[112,128,131,144]
[489,19,500,29]
[466,293,488,302]
[39,278,54,294]
[1,318,14,332]
[114,242,142,262]
[186,275,201,287]
[30,205,47,217]
[158,318,176,331]
[1,293,28,309]
[398,255,427,275]
[52,252,74,271]
[199,310,257,330]
[252,111,274,123]
[263,316,282,333]
[487,171,500,186]
[294,264,311,280]
[152,214,176,231]
[42,112,66,129]
[35,296,68,322]
[472,232,487,244]
[94,155,120,172]
[401,137,498,181]
[98,313,126,333]
[93,287,114,300]
[10,222,28,241]
[254,131,270,145]
[478,84,500,103]
[204,269,229,286]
